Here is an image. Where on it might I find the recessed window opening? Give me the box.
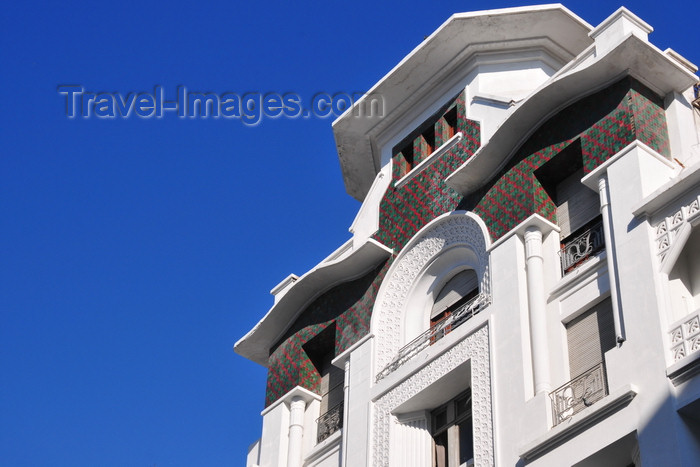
[392,94,461,179]
[422,127,436,156]
[431,389,473,467]
[444,106,458,141]
[535,141,603,274]
[551,298,614,425]
[430,270,479,344]
[303,324,344,443]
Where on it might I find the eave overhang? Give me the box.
[235,238,392,366]
[445,34,699,195]
[332,4,593,201]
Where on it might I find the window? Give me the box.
[535,142,603,274]
[303,324,344,442]
[536,141,599,239]
[551,299,615,425]
[431,390,474,467]
[430,271,479,344]
[566,298,616,379]
[421,127,436,157]
[443,106,458,141]
[392,95,461,180]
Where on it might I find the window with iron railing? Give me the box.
[376,293,490,381]
[430,271,479,344]
[302,324,345,443]
[534,141,604,276]
[551,298,615,426]
[559,216,605,275]
[316,382,344,442]
[550,362,608,426]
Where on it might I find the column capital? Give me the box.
[488,213,559,252]
[260,385,321,417]
[513,214,560,240]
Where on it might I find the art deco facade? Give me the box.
[236,5,700,466]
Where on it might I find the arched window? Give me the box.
[430,270,479,343]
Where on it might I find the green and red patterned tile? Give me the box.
[263,77,669,407]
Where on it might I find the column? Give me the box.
[287,396,306,467]
[524,226,552,394]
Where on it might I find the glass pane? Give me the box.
[458,418,473,465]
[455,390,471,419]
[433,407,448,432]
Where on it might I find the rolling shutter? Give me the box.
[566,298,616,378]
[431,270,478,319]
[556,168,600,238]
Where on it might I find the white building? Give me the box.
[235,5,700,466]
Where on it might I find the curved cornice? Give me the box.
[446,34,698,195]
[234,238,392,366]
[332,4,593,201]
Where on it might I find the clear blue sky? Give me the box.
[1,1,696,465]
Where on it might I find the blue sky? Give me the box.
[1,1,697,465]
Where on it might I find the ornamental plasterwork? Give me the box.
[669,310,700,362]
[372,325,493,466]
[372,213,490,374]
[653,195,700,263]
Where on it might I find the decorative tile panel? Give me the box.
[263,77,670,408]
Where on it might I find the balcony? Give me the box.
[559,219,605,275]
[550,362,608,426]
[376,293,490,382]
[316,401,343,443]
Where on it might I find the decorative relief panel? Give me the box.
[372,213,490,374]
[373,325,493,466]
[654,195,700,263]
[669,309,700,362]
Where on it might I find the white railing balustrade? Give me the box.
[550,362,608,426]
[559,220,605,275]
[376,293,491,382]
[669,309,700,362]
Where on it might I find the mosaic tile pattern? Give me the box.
[467,78,669,239]
[374,93,480,252]
[264,78,669,407]
[264,263,388,406]
[628,88,670,157]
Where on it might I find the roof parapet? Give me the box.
[589,7,653,56]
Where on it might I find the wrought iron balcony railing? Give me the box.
[376,293,491,382]
[550,362,608,426]
[316,401,343,443]
[559,219,605,275]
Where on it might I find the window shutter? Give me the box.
[556,168,599,238]
[566,298,615,378]
[431,270,478,319]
